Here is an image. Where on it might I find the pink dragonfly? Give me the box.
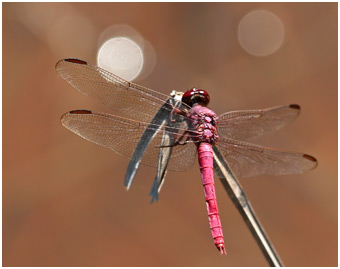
[56,58,317,255]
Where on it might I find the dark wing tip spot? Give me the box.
[289,104,301,110]
[64,58,88,65]
[303,154,318,163]
[60,110,93,124]
[69,110,92,114]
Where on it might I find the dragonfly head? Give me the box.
[182,88,210,107]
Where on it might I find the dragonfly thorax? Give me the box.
[188,105,219,145]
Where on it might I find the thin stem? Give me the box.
[213,146,283,267]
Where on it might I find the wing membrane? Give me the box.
[216,137,317,178]
[61,110,197,171]
[56,58,191,123]
[217,105,300,140]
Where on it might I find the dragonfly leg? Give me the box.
[155,131,191,148]
[170,108,186,123]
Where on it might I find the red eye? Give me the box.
[182,88,210,106]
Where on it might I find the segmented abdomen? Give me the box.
[198,143,226,254]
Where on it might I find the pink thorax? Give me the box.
[187,105,219,145]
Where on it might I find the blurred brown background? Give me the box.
[3,2,337,267]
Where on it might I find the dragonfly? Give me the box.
[56,58,317,256]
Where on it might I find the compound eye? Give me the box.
[182,88,210,106]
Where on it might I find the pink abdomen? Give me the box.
[198,143,226,255]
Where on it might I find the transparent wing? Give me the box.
[61,110,197,171]
[55,58,191,123]
[216,137,317,178]
[217,105,300,140]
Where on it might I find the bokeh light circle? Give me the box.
[97,37,144,81]
[238,10,285,56]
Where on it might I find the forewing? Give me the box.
[217,105,300,140]
[61,110,197,171]
[216,137,317,178]
[56,58,191,123]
